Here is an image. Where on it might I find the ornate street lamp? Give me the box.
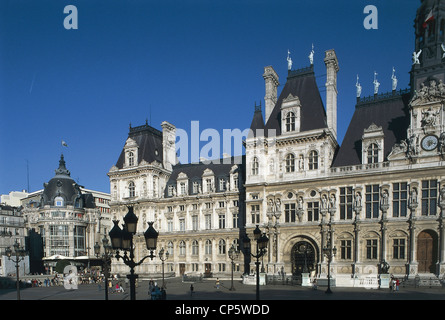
[6,241,26,300]
[108,207,159,300]
[94,235,113,300]
[243,225,269,300]
[322,227,337,294]
[158,248,169,289]
[228,244,239,291]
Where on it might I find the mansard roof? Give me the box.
[164,156,244,196]
[332,91,411,167]
[265,66,327,136]
[115,123,164,169]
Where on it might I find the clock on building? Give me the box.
[421,135,439,151]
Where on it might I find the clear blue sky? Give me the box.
[0,0,419,195]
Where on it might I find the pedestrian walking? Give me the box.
[190,284,194,297]
[215,278,220,289]
[396,278,400,291]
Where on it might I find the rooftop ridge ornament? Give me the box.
[373,71,380,95]
[356,75,362,99]
[309,44,314,65]
[391,67,398,91]
[287,50,292,70]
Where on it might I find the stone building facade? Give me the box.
[108,1,445,285]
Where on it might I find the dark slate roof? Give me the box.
[332,91,411,167]
[164,156,245,197]
[265,66,327,136]
[115,123,163,169]
[248,105,265,138]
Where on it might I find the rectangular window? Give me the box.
[366,185,380,219]
[192,216,199,231]
[393,239,406,260]
[167,219,173,232]
[219,214,226,229]
[232,212,239,228]
[307,202,319,221]
[251,204,260,224]
[205,214,212,229]
[422,180,437,216]
[366,239,378,259]
[285,203,296,223]
[179,218,185,231]
[392,182,408,217]
[340,187,353,220]
[340,240,352,260]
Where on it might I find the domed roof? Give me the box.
[40,154,92,208]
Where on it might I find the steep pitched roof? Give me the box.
[265,67,327,135]
[332,92,411,167]
[115,123,164,169]
[247,105,265,138]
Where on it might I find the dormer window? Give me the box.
[281,94,301,133]
[285,112,296,132]
[128,152,135,166]
[362,123,384,164]
[367,143,379,164]
[54,196,64,207]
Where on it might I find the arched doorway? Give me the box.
[417,230,438,273]
[291,241,317,276]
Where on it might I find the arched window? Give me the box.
[251,157,259,175]
[128,181,135,198]
[308,150,318,170]
[128,151,135,166]
[218,239,226,255]
[167,241,174,255]
[205,239,212,255]
[179,241,186,256]
[286,112,296,132]
[285,153,295,172]
[367,143,379,164]
[192,240,199,255]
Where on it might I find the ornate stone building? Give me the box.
[109,0,445,286]
[21,155,111,272]
[108,122,244,277]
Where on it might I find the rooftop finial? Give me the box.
[391,67,398,91]
[373,71,380,95]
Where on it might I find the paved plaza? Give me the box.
[1,276,445,301]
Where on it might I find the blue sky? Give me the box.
[0,0,419,195]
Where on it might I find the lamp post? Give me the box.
[108,206,159,300]
[243,225,269,300]
[322,226,337,294]
[5,241,26,300]
[158,248,169,289]
[228,244,239,291]
[94,235,113,300]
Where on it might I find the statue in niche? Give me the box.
[409,187,418,206]
[267,199,275,213]
[421,107,439,127]
[275,198,281,213]
[354,192,362,209]
[329,194,336,208]
[321,195,328,209]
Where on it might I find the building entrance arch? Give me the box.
[291,240,318,276]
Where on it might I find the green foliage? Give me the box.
[55,260,71,273]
